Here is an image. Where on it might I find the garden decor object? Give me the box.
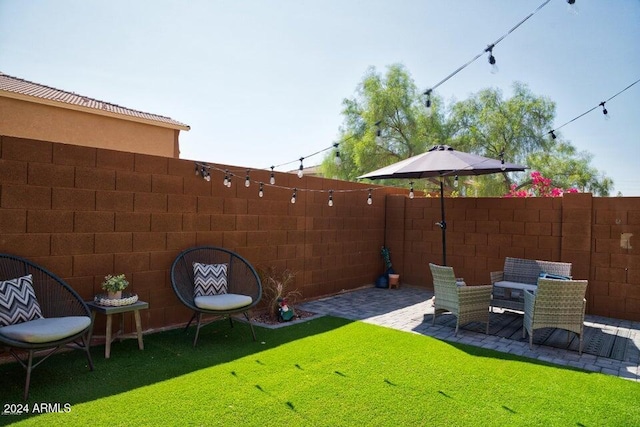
[0,253,94,400]
[101,274,129,300]
[360,145,526,265]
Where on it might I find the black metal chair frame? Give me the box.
[170,246,262,347]
[0,254,94,400]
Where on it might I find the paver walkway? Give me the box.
[298,285,640,382]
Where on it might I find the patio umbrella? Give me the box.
[358,145,527,266]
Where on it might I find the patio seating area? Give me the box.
[298,285,640,381]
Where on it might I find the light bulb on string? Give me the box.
[298,158,304,178]
[549,130,557,140]
[258,182,264,198]
[204,169,211,182]
[409,182,415,199]
[367,189,373,205]
[566,0,578,14]
[424,89,433,117]
[500,151,506,171]
[333,143,341,166]
[291,188,297,204]
[245,170,251,188]
[485,44,498,74]
[223,170,229,187]
[226,174,232,188]
[375,121,382,143]
[328,190,334,207]
[454,175,459,188]
[599,102,610,120]
[269,166,276,185]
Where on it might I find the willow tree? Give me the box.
[323,66,613,196]
[321,64,447,183]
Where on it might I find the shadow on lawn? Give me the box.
[0,315,352,416]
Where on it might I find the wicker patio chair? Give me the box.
[429,263,493,336]
[170,246,262,347]
[522,278,588,354]
[0,254,94,400]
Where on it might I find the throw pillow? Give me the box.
[0,274,44,327]
[539,272,571,280]
[193,262,228,297]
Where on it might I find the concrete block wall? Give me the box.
[390,192,640,321]
[0,136,397,332]
[2,135,639,324]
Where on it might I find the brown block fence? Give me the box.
[1,136,639,334]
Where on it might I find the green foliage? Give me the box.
[324,66,613,196]
[100,274,129,292]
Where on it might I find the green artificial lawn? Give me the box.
[0,316,638,426]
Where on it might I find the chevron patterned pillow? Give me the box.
[193,262,228,297]
[0,274,44,327]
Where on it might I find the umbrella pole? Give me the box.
[439,179,446,266]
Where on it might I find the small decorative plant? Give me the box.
[259,267,301,322]
[101,274,129,299]
[381,246,395,276]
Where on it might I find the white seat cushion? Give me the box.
[493,280,537,293]
[0,316,91,343]
[194,294,253,311]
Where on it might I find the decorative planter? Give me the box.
[107,290,122,300]
[388,274,400,288]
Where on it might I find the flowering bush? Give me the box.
[505,171,579,198]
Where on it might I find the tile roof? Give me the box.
[0,72,189,130]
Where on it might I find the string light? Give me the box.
[258,182,264,198]
[270,166,276,185]
[546,78,639,138]
[194,162,211,181]
[500,151,506,171]
[454,175,459,188]
[599,101,610,120]
[226,173,232,188]
[245,170,251,187]
[375,120,382,143]
[566,0,578,15]
[485,44,498,74]
[333,143,341,166]
[409,182,415,199]
[291,188,297,204]
[328,190,334,207]
[423,0,551,95]
[549,130,557,140]
[424,89,433,117]
[298,158,304,178]
[223,170,229,187]
[367,189,373,205]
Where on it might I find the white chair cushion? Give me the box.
[493,280,537,293]
[0,316,91,343]
[194,294,253,311]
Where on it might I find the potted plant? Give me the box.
[101,274,129,299]
[259,267,301,322]
[377,246,398,288]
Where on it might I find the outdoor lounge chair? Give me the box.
[170,246,262,347]
[429,263,493,336]
[523,277,588,354]
[0,254,94,400]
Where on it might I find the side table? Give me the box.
[86,300,149,359]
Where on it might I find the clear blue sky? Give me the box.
[1,0,638,195]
